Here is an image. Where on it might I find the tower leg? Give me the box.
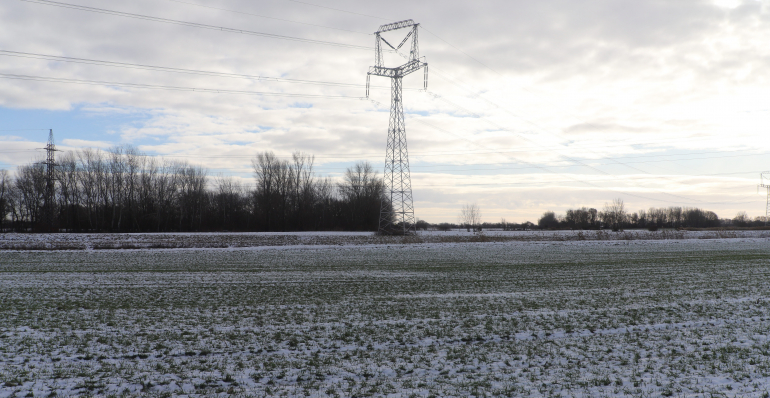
[765,187,770,226]
[379,77,416,235]
[44,129,56,232]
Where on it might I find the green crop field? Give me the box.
[1,237,770,397]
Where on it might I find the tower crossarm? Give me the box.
[761,171,770,190]
[368,60,426,78]
[376,20,417,33]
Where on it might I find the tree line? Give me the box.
[536,199,727,230]
[0,146,386,232]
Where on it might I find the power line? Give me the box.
[162,0,370,34]
[283,0,388,21]
[0,73,363,99]
[19,0,373,50]
[0,49,411,91]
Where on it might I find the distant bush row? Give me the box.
[534,199,765,231]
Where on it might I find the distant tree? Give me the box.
[669,206,683,228]
[704,210,719,227]
[415,219,429,231]
[601,198,626,231]
[564,207,594,229]
[589,208,598,228]
[0,169,8,230]
[211,175,248,231]
[339,161,384,231]
[630,212,639,226]
[733,211,750,227]
[459,203,482,232]
[14,164,46,229]
[538,211,559,229]
[436,222,453,231]
[637,209,647,228]
[648,207,667,228]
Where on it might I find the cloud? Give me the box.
[1,0,769,220]
[60,138,113,148]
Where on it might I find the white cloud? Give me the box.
[1,0,769,221]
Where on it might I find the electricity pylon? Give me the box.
[39,129,58,232]
[366,19,427,235]
[760,171,770,226]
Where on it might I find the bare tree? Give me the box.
[637,209,647,227]
[252,151,280,230]
[0,169,9,230]
[459,203,482,232]
[214,175,243,230]
[733,211,750,227]
[564,207,594,229]
[339,161,384,231]
[77,148,101,230]
[56,152,79,231]
[292,151,315,230]
[14,164,47,227]
[4,145,403,233]
[601,198,627,231]
[177,162,207,231]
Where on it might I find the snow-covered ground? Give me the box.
[1,238,770,397]
[1,229,768,251]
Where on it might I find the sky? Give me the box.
[1,0,770,223]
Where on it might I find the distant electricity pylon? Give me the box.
[760,171,770,226]
[39,129,58,232]
[366,19,428,235]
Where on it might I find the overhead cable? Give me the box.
[163,0,369,34]
[19,0,373,50]
[0,73,363,99]
[0,49,412,91]
[283,0,387,21]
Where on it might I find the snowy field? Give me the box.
[1,229,768,251]
[2,236,770,397]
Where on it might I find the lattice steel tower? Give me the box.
[41,129,58,231]
[760,172,770,226]
[366,19,427,235]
